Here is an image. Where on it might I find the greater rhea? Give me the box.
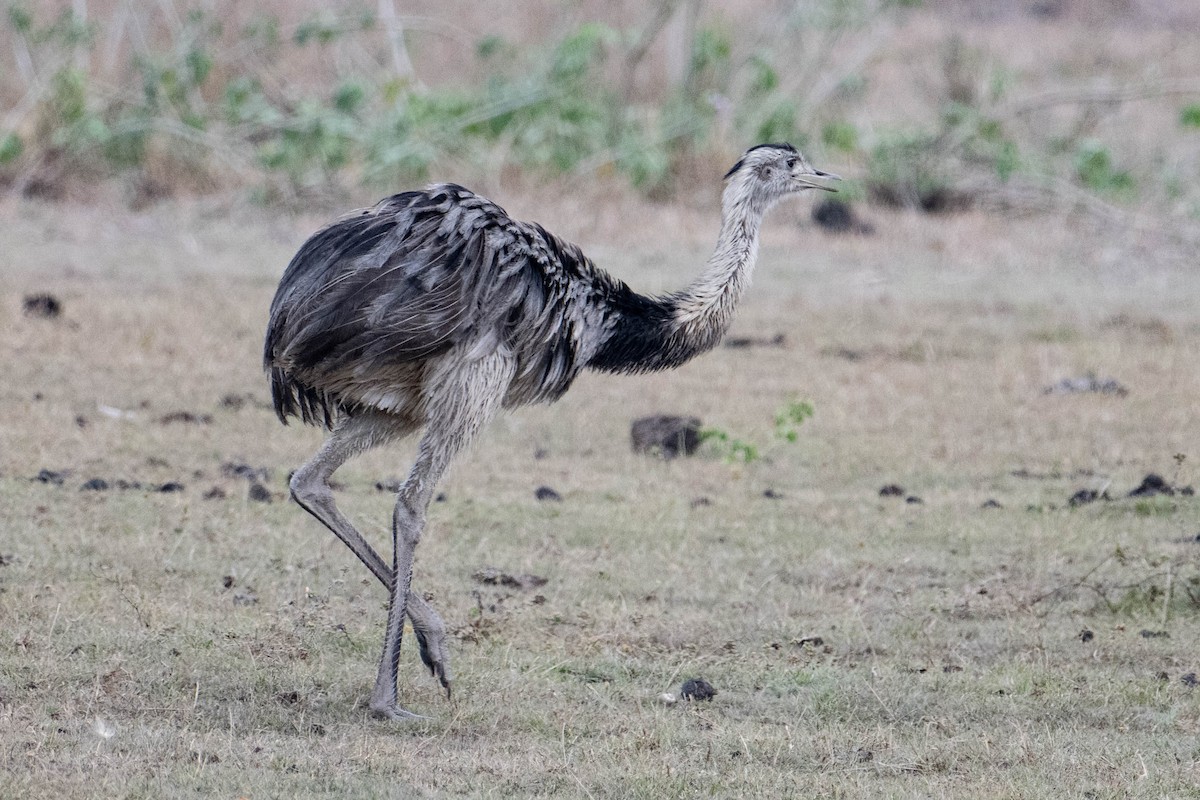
[264,143,838,720]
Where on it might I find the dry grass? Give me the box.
[2,190,1199,798]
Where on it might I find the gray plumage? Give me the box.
[263,143,837,721]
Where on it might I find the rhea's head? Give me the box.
[722,143,839,209]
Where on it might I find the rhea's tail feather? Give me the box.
[270,367,339,429]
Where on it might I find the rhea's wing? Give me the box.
[265,187,512,381]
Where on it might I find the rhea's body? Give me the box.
[263,143,838,721]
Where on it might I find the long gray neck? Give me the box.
[586,182,768,374]
[670,186,767,352]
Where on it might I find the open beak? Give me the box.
[800,169,842,192]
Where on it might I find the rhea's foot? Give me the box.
[368,697,429,722]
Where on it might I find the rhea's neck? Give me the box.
[674,184,769,337]
[587,182,770,374]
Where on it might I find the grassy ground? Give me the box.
[1,192,1198,798]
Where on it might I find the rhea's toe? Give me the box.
[368,701,429,722]
[413,627,453,697]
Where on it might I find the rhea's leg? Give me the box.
[289,411,451,694]
[368,432,455,720]
[369,353,514,720]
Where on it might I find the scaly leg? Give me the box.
[369,352,514,721]
[289,411,451,695]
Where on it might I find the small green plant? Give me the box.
[1074,139,1134,195]
[701,400,814,464]
[699,428,761,464]
[867,129,955,209]
[1179,104,1200,129]
[821,120,859,152]
[0,132,22,163]
[1132,498,1177,518]
[774,399,814,443]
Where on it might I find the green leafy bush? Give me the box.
[1179,104,1200,129]
[1074,139,1134,195]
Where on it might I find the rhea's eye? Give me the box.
[786,157,797,170]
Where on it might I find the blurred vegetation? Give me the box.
[701,398,814,464]
[1,0,1197,212]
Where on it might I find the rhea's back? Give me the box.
[264,183,628,427]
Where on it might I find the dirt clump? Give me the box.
[631,415,701,459]
[1043,374,1128,396]
[248,483,273,503]
[724,333,786,349]
[680,678,717,702]
[1128,473,1193,497]
[159,411,214,425]
[472,567,548,591]
[811,198,874,234]
[534,486,562,502]
[1068,489,1111,507]
[22,294,62,318]
[222,462,271,483]
[33,469,67,485]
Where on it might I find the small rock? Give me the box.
[233,591,259,606]
[812,198,874,235]
[981,499,1002,509]
[1068,489,1110,507]
[1182,673,1198,687]
[680,678,717,702]
[1138,629,1169,639]
[222,462,271,483]
[824,346,866,361]
[630,415,702,459]
[879,484,905,497]
[762,489,782,500]
[690,496,712,508]
[81,478,110,492]
[202,486,227,500]
[472,567,548,590]
[724,333,786,349]
[1079,629,1094,643]
[248,483,272,503]
[1043,374,1128,396]
[222,575,235,589]
[535,486,561,502]
[1128,473,1192,498]
[157,482,185,493]
[22,293,62,318]
[905,495,924,505]
[34,469,66,486]
[158,411,213,425]
[219,394,250,410]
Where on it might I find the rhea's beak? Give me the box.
[799,168,842,192]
